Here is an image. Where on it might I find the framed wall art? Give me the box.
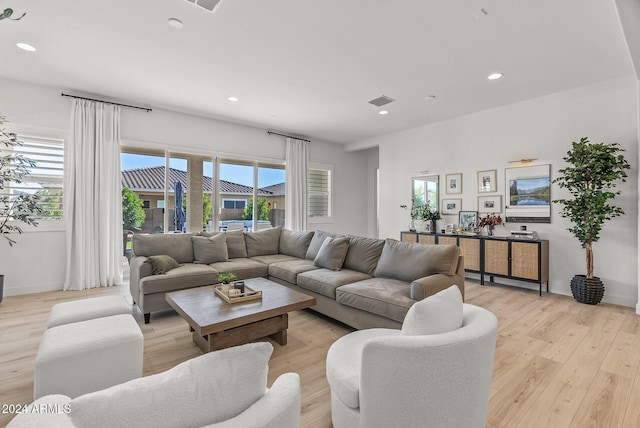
[458,211,478,230]
[504,164,551,223]
[478,195,503,213]
[445,173,462,194]
[442,198,462,215]
[477,169,497,193]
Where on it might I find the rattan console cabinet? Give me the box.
[401,232,549,296]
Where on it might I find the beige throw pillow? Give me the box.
[225,229,248,259]
[192,234,229,264]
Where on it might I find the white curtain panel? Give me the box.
[63,99,123,290]
[285,138,309,231]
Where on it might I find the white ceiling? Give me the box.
[0,0,636,144]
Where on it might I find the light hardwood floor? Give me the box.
[1,280,639,427]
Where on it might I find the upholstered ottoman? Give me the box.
[34,314,143,399]
[46,295,132,328]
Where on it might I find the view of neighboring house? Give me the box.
[121,166,285,232]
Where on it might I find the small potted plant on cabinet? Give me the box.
[421,205,442,233]
[553,137,630,304]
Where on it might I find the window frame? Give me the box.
[308,162,334,224]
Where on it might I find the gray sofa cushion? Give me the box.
[140,264,218,295]
[306,230,343,260]
[344,235,385,276]
[374,239,460,282]
[245,227,282,257]
[224,230,247,259]
[250,254,299,265]
[269,259,319,284]
[210,258,269,280]
[279,229,315,258]
[192,234,229,264]
[132,233,195,264]
[336,277,415,323]
[314,237,350,271]
[297,269,371,299]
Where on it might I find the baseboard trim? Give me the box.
[5,281,63,297]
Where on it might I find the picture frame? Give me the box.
[458,211,478,231]
[441,198,462,215]
[445,173,462,194]
[477,169,497,193]
[478,195,503,213]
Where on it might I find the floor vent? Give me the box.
[368,95,395,107]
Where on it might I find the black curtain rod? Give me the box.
[61,93,152,112]
[267,130,310,142]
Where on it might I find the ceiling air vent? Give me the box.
[368,95,395,107]
[186,0,222,12]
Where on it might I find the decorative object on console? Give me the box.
[478,195,503,213]
[458,211,478,231]
[420,205,441,233]
[477,169,497,193]
[553,137,630,304]
[477,213,502,236]
[445,173,462,194]
[441,198,461,215]
[505,164,551,223]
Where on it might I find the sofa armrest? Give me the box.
[205,373,301,428]
[410,255,464,301]
[129,256,151,303]
[6,395,73,428]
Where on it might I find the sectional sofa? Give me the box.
[130,228,464,329]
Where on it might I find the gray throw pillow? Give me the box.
[145,255,181,275]
[314,236,350,271]
[225,229,248,259]
[374,238,460,282]
[245,227,282,257]
[306,230,342,260]
[192,234,228,264]
[279,229,315,258]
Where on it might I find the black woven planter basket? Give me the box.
[570,275,604,305]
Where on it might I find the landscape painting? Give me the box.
[509,177,550,206]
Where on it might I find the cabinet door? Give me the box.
[511,242,539,280]
[438,236,458,246]
[418,234,436,245]
[458,237,480,271]
[401,232,417,243]
[484,240,509,276]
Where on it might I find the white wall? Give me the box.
[353,77,639,307]
[0,77,371,296]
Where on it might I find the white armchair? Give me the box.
[326,286,497,428]
[8,342,300,428]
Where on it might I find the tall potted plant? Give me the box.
[553,137,630,304]
[1,115,42,303]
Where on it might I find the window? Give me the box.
[222,199,246,209]
[1,136,65,222]
[308,166,332,221]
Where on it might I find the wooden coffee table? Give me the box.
[166,277,316,353]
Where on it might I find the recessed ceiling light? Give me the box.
[379,110,389,115]
[167,18,184,29]
[487,73,503,80]
[228,96,239,102]
[425,95,436,100]
[16,42,36,52]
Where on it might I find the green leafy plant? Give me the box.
[122,187,145,230]
[420,206,442,222]
[217,272,237,284]
[553,137,630,279]
[243,197,270,221]
[0,115,42,246]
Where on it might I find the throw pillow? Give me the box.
[401,285,463,336]
[245,227,282,257]
[225,229,248,258]
[70,342,273,428]
[314,236,350,271]
[305,230,341,260]
[192,234,229,264]
[145,255,181,275]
